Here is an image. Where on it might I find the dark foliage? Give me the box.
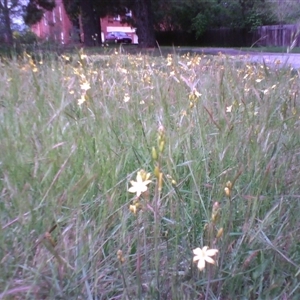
[23,0,56,25]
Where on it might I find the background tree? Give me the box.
[266,0,300,25]
[0,0,13,44]
[63,0,126,46]
[152,0,276,40]
[190,0,223,38]
[152,0,197,32]
[23,0,56,25]
[131,0,156,47]
[152,0,223,39]
[108,0,157,48]
[79,0,100,46]
[62,0,156,48]
[0,0,55,45]
[0,0,27,44]
[265,0,300,50]
[222,0,273,30]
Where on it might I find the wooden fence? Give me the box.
[256,24,300,47]
[202,24,300,47]
[201,28,255,47]
[156,24,300,48]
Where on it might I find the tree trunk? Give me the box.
[93,11,102,45]
[80,0,98,46]
[2,0,14,44]
[133,0,156,48]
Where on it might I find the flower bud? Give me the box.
[138,169,151,181]
[45,232,56,247]
[211,202,220,223]
[158,140,165,153]
[224,187,231,198]
[129,204,137,215]
[152,147,158,161]
[117,249,125,263]
[216,227,224,239]
[154,165,160,178]
[158,172,163,191]
[158,125,165,135]
[226,181,232,189]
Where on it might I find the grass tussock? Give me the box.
[0,48,300,300]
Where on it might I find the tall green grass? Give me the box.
[0,50,300,299]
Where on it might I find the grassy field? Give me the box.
[1,48,300,300]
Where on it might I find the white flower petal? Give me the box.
[202,246,208,252]
[197,259,205,271]
[206,249,218,256]
[140,185,147,193]
[204,256,216,265]
[193,248,202,256]
[128,186,137,193]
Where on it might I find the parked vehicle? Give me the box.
[105,32,132,44]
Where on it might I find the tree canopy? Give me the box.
[23,0,56,25]
[0,0,56,44]
[1,0,300,47]
[152,0,278,39]
[62,0,156,47]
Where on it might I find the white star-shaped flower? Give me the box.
[128,171,151,197]
[80,82,91,91]
[226,105,233,113]
[193,246,218,271]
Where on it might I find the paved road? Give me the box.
[180,47,300,69]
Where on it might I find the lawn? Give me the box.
[0,48,300,299]
[239,46,300,54]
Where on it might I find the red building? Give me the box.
[31,0,137,44]
[31,0,73,44]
